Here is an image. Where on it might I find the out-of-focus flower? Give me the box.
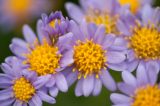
[61,21,127,97]
[118,4,160,72]
[0,0,51,30]
[110,64,160,106]
[0,56,55,106]
[65,0,127,34]
[40,11,70,38]
[118,0,152,14]
[9,12,73,97]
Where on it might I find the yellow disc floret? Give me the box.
[13,77,35,102]
[73,39,107,79]
[119,0,140,14]
[132,85,160,106]
[129,27,160,60]
[86,13,118,34]
[49,19,61,28]
[25,40,61,76]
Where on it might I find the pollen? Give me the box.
[73,39,107,79]
[24,40,61,76]
[49,19,61,28]
[119,0,140,14]
[132,85,160,106]
[85,12,118,34]
[13,77,35,102]
[129,27,160,60]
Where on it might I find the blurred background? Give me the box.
[0,0,159,106]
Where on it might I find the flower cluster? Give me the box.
[0,0,160,106]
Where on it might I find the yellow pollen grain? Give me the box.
[85,13,118,34]
[119,0,140,14]
[24,40,61,76]
[13,77,35,102]
[132,85,160,106]
[73,40,107,79]
[129,27,160,60]
[49,19,61,28]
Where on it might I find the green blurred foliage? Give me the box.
[0,0,159,106]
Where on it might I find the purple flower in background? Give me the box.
[39,11,70,38]
[0,0,51,30]
[61,21,127,97]
[110,63,160,106]
[117,5,160,72]
[9,18,72,97]
[118,0,153,14]
[0,56,55,106]
[65,0,127,34]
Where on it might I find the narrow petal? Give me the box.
[92,78,102,96]
[49,87,59,97]
[75,79,83,97]
[122,71,137,88]
[100,70,116,91]
[118,83,135,96]
[23,25,37,44]
[82,75,94,97]
[55,73,68,92]
[37,91,56,104]
[31,94,42,106]
[102,34,115,49]
[93,25,105,44]
[65,2,84,23]
[66,71,78,87]
[107,51,126,64]
[110,93,132,104]
[136,62,148,86]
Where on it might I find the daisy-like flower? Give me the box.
[118,4,160,72]
[0,56,55,106]
[65,0,126,34]
[61,21,127,97]
[40,11,70,38]
[9,13,71,97]
[118,0,153,14]
[110,62,160,106]
[0,0,51,30]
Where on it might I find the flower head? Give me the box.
[117,5,160,72]
[40,11,70,38]
[61,21,127,97]
[110,62,160,106]
[0,56,55,105]
[65,0,125,34]
[0,0,51,30]
[10,16,71,97]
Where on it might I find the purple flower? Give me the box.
[0,56,55,106]
[39,11,70,38]
[0,0,51,30]
[9,18,71,97]
[110,62,160,106]
[65,0,127,34]
[61,21,127,97]
[117,5,160,72]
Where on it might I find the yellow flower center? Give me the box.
[73,40,107,79]
[24,40,61,76]
[132,85,160,106]
[129,27,160,60]
[8,0,31,13]
[49,19,61,28]
[119,0,140,14]
[13,77,35,102]
[85,13,118,34]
